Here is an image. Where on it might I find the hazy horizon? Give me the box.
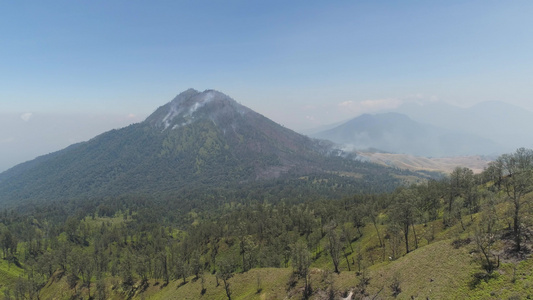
[2,1,532,171]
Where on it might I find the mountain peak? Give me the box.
[145,89,248,130]
[0,89,428,205]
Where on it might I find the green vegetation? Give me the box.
[0,113,432,206]
[1,148,533,299]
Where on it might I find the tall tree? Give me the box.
[366,202,383,248]
[217,257,236,300]
[391,188,417,254]
[446,167,475,226]
[291,240,312,296]
[473,202,499,274]
[326,222,342,273]
[483,159,504,191]
[496,148,533,251]
[0,228,17,259]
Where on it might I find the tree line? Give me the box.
[1,148,532,299]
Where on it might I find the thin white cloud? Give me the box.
[1,137,15,144]
[338,98,403,114]
[337,94,440,115]
[20,112,33,122]
[402,94,440,105]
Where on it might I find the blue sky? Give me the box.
[1,1,533,171]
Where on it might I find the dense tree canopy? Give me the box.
[1,148,533,299]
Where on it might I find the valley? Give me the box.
[1,91,533,300]
[3,2,532,299]
[357,152,491,174]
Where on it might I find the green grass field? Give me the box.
[0,256,25,298]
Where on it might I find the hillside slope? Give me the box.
[0,90,425,205]
[357,152,491,174]
[34,218,525,300]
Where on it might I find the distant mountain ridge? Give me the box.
[390,100,533,152]
[0,89,426,206]
[313,112,503,157]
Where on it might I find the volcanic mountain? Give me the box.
[0,89,426,205]
[313,112,503,157]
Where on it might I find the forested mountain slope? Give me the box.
[0,89,428,206]
[2,148,533,299]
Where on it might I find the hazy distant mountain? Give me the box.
[0,89,426,205]
[313,112,503,157]
[391,101,533,151]
[299,119,349,136]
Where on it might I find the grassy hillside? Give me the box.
[1,211,532,299]
[24,212,531,300]
[0,258,25,298]
[358,152,491,174]
[3,148,533,300]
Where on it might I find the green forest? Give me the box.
[2,148,533,299]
